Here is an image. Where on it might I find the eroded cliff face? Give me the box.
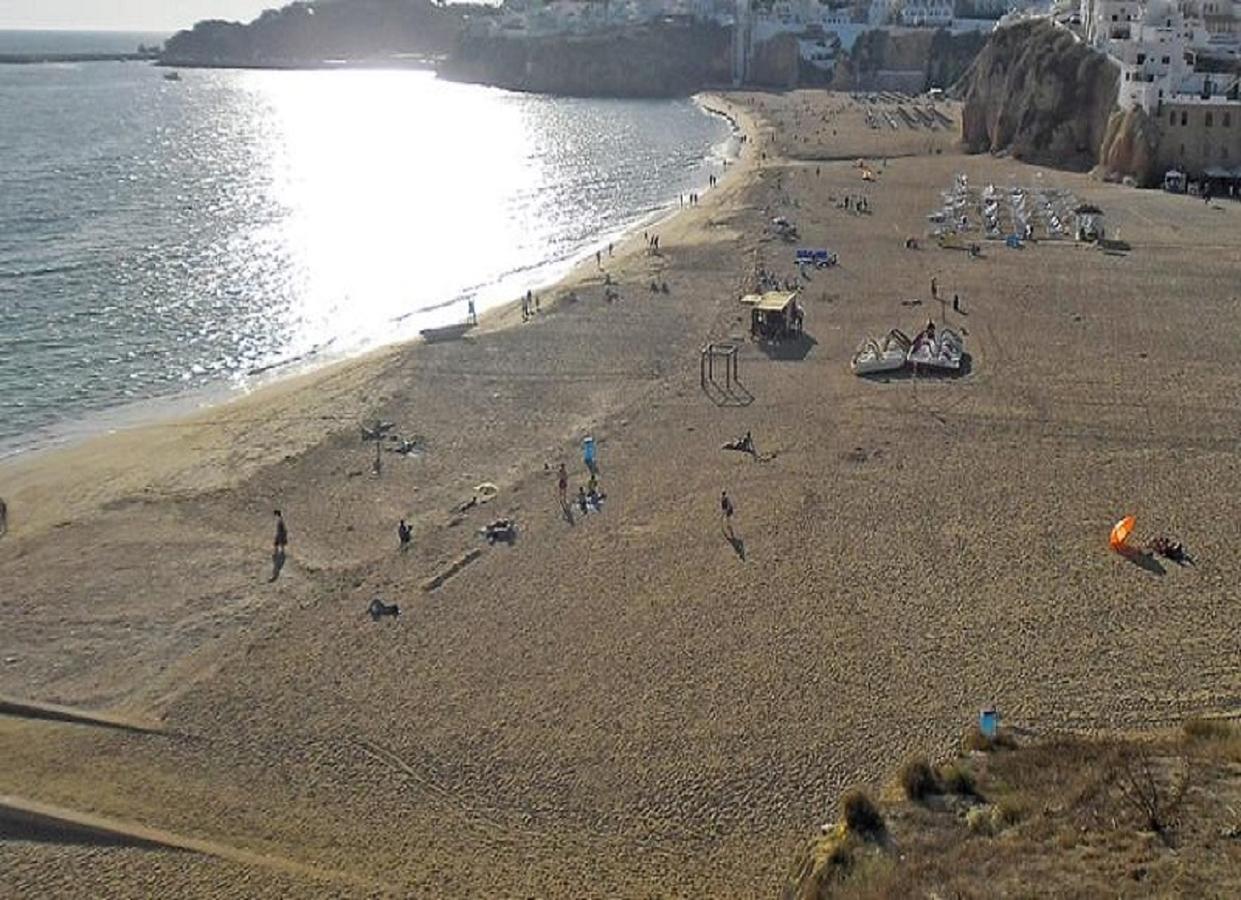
[1098,106,1161,185]
[440,23,732,98]
[958,20,1118,171]
[831,28,987,93]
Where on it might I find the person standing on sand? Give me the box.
[596,250,602,267]
[467,298,477,326]
[930,276,938,300]
[398,519,412,551]
[269,509,289,582]
[557,463,568,507]
[274,509,288,552]
[721,491,735,537]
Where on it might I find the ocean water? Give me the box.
[0,61,732,454]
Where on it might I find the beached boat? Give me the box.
[419,322,475,343]
[907,326,963,371]
[850,329,909,374]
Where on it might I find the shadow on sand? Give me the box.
[1119,547,1165,576]
[758,332,817,362]
[702,377,754,408]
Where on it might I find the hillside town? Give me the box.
[1079,0,1241,187]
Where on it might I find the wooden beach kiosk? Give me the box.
[741,290,803,342]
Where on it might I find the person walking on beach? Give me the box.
[596,250,602,268]
[557,463,568,507]
[720,490,735,538]
[467,298,477,326]
[269,509,289,582]
[930,276,938,300]
[273,509,288,552]
[952,293,961,314]
[397,519,412,551]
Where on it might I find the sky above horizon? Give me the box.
[0,1,278,33]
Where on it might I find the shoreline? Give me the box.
[4,88,1241,897]
[0,93,756,539]
[0,95,742,472]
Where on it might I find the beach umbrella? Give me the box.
[1109,515,1136,552]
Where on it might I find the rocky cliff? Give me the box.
[957,20,1118,171]
[831,28,987,93]
[161,0,468,67]
[440,23,732,98]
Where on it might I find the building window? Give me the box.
[1137,52,1146,63]
[1226,112,1232,127]
[1182,111,1188,126]
[1170,112,1176,125]
[1180,143,1185,156]
[1162,56,1170,64]
[1206,112,1214,126]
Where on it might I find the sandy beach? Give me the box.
[2,91,1240,897]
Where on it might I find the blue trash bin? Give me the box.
[979,707,999,739]
[582,436,596,469]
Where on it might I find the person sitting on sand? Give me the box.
[1149,536,1191,564]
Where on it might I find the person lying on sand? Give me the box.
[1148,536,1192,564]
[722,431,756,456]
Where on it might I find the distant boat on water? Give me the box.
[163,71,181,81]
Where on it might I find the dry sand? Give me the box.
[1,91,1239,897]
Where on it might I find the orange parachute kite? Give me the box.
[1109,515,1136,553]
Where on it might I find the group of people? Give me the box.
[841,195,870,213]
[557,462,604,516]
[521,290,540,322]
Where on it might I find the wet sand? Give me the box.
[2,92,1240,897]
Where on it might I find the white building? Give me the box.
[901,0,955,24]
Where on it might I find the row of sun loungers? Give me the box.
[931,175,1079,242]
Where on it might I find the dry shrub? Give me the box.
[965,806,992,835]
[1111,746,1191,841]
[939,762,981,798]
[842,789,886,840]
[899,758,941,801]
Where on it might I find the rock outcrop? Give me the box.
[440,22,732,98]
[1097,106,1161,185]
[958,20,1118,171]
[161,0,465,67]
